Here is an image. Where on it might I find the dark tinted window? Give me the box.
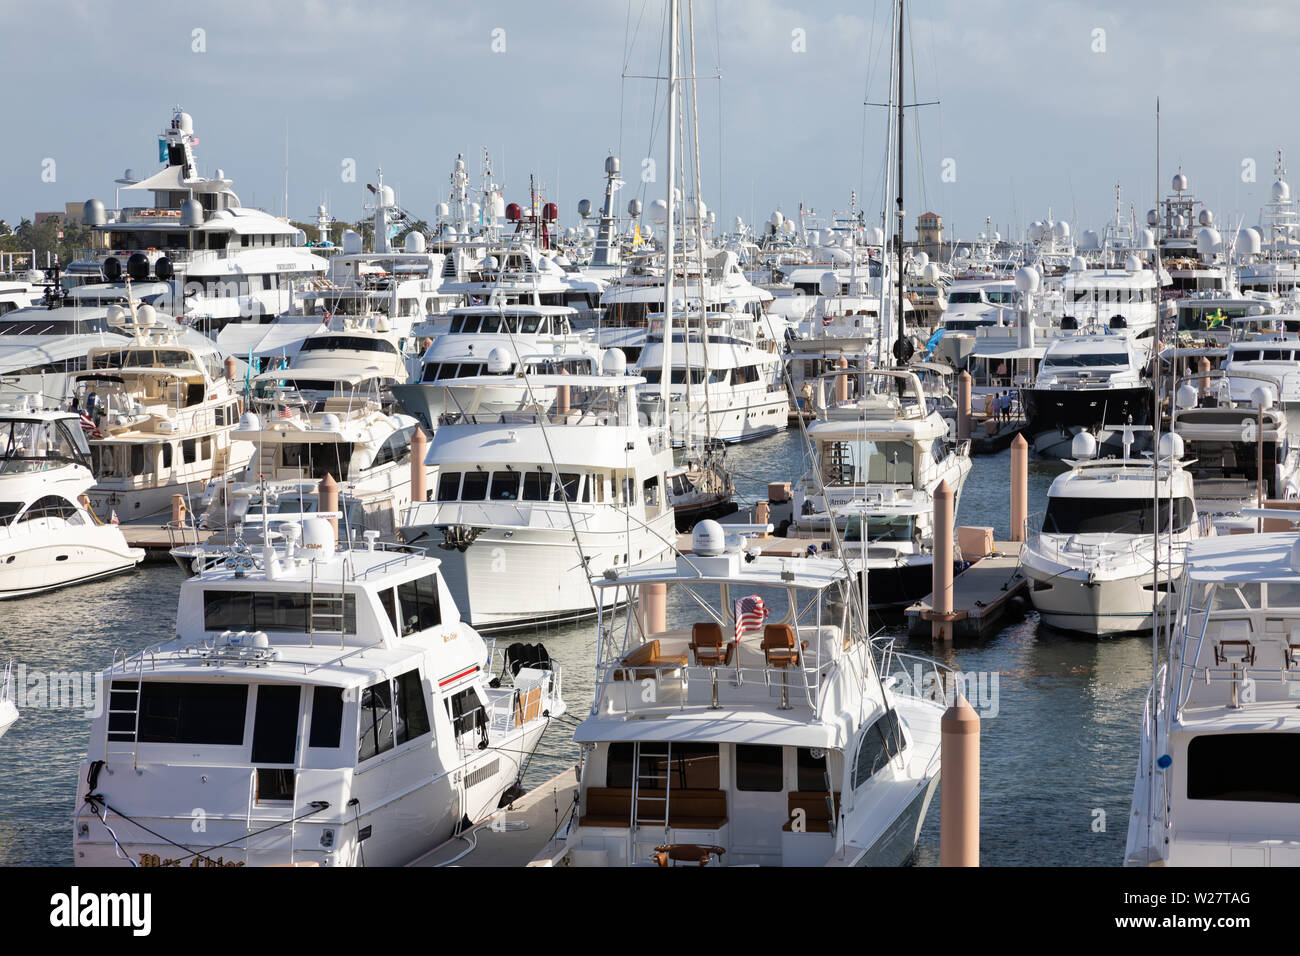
[396,573,441,636]
[798,747,834,792]
[461,471,488,501]
[138,682,248,745]
[1188,733,1300,802]
[736,744,783,792]
[490,471,520,500]
[853,709,905,789]
[394,669,431,745]
[203,590,356,633]
[522,472,549,501]
[280,442,352,481]
[436,471,460,501]
[251,684,300,764]
[606,741,634,787]
[308,686,343,748]
[357,680,394,762]
[1042,496,1195,535]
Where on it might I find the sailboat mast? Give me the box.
[661,0,679,416]
[895,0,906,363]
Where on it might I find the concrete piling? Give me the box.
[940,693,981,867]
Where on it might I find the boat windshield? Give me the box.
[0,418,90,472]
[1042,351,1129,368]
[1041,495,1194,534]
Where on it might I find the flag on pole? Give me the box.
[734,594,768,642]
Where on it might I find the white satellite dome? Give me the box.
[818,272,839,297]
[922,262,941,282]
[957,246,971,258]
[733,216,744,232]
[1274,179,1291,202]
[1124,254,1143,272]
[781,219,796,236]
[1139,228,1156,251]
[1253,384,1277,409]
[649,198,668,223]
[1027,220,1046,241]
[176,111,194,134]
[601,349,627,376]
[1172,172,1188,192]
[342,229,362,254]
[379,185,395,207]
[1071,431,1097,460]
[404,231,426,254]
[867,226,885,246]
[486,347,512,374]
[1238,226,1263,256]
[992,231,1001,242]
[1157,432,1184,461]
[1052,220,1070,239]
[1069,255,1087,272]
[1175,382,1199,410]
[1198,209,1214,226]
[692,519,726,556]
[1196,227,1222,255]
[1014,266,1040,293]
[1079,229,1101,251]
[1146,209,1159,227]
[770,210,785,228]
[914,250,929,268]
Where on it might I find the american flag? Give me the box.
[734,594,768,642]
[78,412,102,439]
[109,509,119,526]
[822,311,834,326]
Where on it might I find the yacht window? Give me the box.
[396,572,442,635]
[379,588,400,635]
[201,437,212,461]
[479,315,501,333]
[280,442,352,481]
[642,476,659,507]
[137,682,248,745]
[1233,350,1261,362]
[394,669,431,744]
[251,684,301,765]
[357,680,395,762]
[371,427,414,469]
[1041,496,1194,535]
[203,590,356,633]
[131,444,147,476]
[735,744,784,792]
[606,742,635,787]
[489,471,521,501]
[1266,582,1300,608]
[553,473,581,502]
[645,743,721,789]
[436,472,461,501]
[731,365,759,385]
[182,438,197,465]
[853,708,905,788]
[460,315,482,334]
[161,443,172,469]
[844,514,916,543]
[0,502,22,526]
[821,440,914,485]
[520,315,541,334]
[461,471,489,501]
[523,472,549,501]
[580,474,593,503]
[308,686,344,748]
[1187,733,1300,803]
[797,747,835,792]
[16,496,79,523]
[449,316,465,334]
[1042,352,1128,368]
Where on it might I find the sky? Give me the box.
[1,0,1296,242]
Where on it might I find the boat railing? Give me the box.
[591,656,831,716]
[870,637,959,710]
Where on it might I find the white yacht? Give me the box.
[74,307,253,521]
[1057,259,1160,340]
[634,307,788,446]
[777,368,972,608]
[1020,329,1153,459]
[1127,529,1300,865]
[1236,152,1300,295]
[1021,431,1202,636]
[530,519,949,867]
[0,402,143,598]
[201,393,422,537]
[72,517,564,866]
[399,364,677,631]
[71,108,328,339]
[392,301,603,433]
[1173,369,1300,531]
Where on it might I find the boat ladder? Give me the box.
[104,648,144,770]
[308,562,347,648]
[631,741,672,834]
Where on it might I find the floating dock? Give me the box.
[906,542,1028,640]
[968,417,1027,456]
[408,766,579,868]
[119,522,217,562]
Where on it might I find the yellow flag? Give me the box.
[633,222,642,246]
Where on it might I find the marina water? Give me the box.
[0,430,1152,866]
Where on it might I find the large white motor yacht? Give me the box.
[0,402,143,598]
[72,517,564,866]
[1127,528,1300,865]
[399,362,677,631]
[1021,431,1203,636]
[530,520,951,867]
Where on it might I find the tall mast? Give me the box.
[661,0,679,415]
[895,0,906,364]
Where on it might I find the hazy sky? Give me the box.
[2,0,1295,241]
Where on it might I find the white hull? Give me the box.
[1023,564,1173,636]
[0,527,142,599]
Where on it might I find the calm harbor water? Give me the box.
[0,430,1153,866]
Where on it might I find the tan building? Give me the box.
[917,211,942,258]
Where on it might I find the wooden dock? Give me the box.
[968,417,1027,456]
[119,522,217,562]
[906,542,1029,640]
[407,766,579,868]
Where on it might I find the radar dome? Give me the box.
[922,262,941,282]
[1125,254,1143,272]
[379,185,395,207]
[1198,209,1214,226]
[818,272,839,297]
[435,202,450,219]
[781,219,796,236]
[1079,229,1101,251]
[770,210,785,228]
[605,155,621,175]
[628,199,643,217]
[867,227,885,246]
[1052,220,1071,239]
[914,251,929,268]
[404,231,426,254]
[342,229,362,254]
[1172,172,1188,192]
[649,198,668,223]
[180,198,203,226]
[1253,384,1277,409]
[136,304,157,327]
[692,519,726,556]
[1146,209,1159,227]
[577,198,592,218]
[1175,383,1199,410]
[176,111,194,134]
[1157,432,1184,460]
[1014,266,1040,293]
[1139,228,1156,250]
[1071,431,1097,459]
[82,199,106,227]
[1238,226,1263,256]
[1196,227,1222,255]
[601,349,627,376]
[1027,220,1045,241]
[1274,179,1291,202]
[486,347,512,374]
[1069,255,1087,272]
